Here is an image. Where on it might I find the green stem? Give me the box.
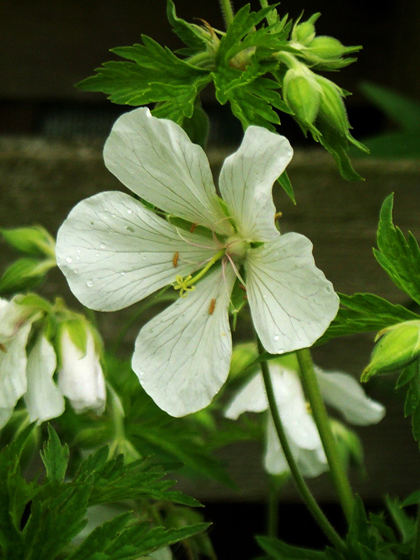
[296,348,355,525]
[267,473,288,537]
[257,339,346,552]
[219,0,234,28]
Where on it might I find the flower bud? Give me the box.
[309,36,348,60]
[292,13,320,46]
[283,67,321,127]
[362,321,420,382]
[1,226,55,258]
[57,320,106,414]
[316,76,349,134]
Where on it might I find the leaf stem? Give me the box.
[296,348,355,525]
[219,0,235,28]
[257,339,346,552]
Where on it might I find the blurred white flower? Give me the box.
[0,297,64,427]
[57,324,106,414]
[225,363,385,477]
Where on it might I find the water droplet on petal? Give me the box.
[95,253,100,258]
[127,209,132,214]
[65,257,72,264]
[126,226,135,233]
[274,334,280,341]
[120,271,126,276]
[76,249,81,254]
[87,280,94,288]
[142,255,147,261]
[325,285,333,293]
[74,268,79,274]
[99,243,106,250]
[138,371,144,377]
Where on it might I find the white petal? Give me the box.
[58,330,106,414]
[245,233,339,354]
[0,298,39,343]
[56,191,219,311]
[218,126,293,242]
[104,108,231,235]
[270,366,321,450]
[264,411,328,478]
[0,322,31,409]
[315,366,386,426]
[133,266,236,417]
[224,372,268,419]
[24,334,65,423]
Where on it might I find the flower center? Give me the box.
[225,235,250,264]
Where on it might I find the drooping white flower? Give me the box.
[0,297,65,426]
[225,363,385,477]
[56,107,339,417]
[57,325,106,414]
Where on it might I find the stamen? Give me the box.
[172,249,225,297]
[0,343,7,353]
[172,251,179,267]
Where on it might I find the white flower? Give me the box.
[225,363,385,477]
[56,107,339,417]
[57,326,106,414]
[0,297,65,427]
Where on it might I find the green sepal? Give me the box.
[181,101,210,149]
[277,170,296,204]
[57,318,88,357]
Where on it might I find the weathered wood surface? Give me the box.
[1,136,419,502]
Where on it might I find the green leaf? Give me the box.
[40,425,69,483]
[166,0,207,52]
[181,102,210,149]
[317,292,420,345]
[0,226,55,258]
[0,257,55,295]
[396,361,419,389]
[77,36,211,121]
[256,535,327,559]
[277,170,295,204]
[402,490,420,507]
[385,496,415,543]
[375,193,420,305]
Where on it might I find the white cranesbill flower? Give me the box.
[0,297,65,427]
[56,107,339,417]
[225,363,385,477]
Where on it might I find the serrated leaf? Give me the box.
[256,535,327,558]
[385,496,415,543]
[77,36,210,116]
[40,425,69,483]
[317,292,420,345]
[375,194,420,305]
[166,0,208,52]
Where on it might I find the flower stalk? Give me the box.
[219,0,235,28]
[257,339,346,552]
[296,348,355,524]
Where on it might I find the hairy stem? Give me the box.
[219,0,234,28]
[257,339,346,551]
[296,348,355,525]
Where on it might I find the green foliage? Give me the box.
[0,425,209,560]
[374,194,420,306]
[256,535,327,558]
[317,293,420,345]
[77,0,365,197]
[356,82,420,158]
[59,354,235,488]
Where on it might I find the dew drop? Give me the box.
[65,256,72,264]
[74,268,79,274]
[120,271,126,276]
[87,280,94,288]
[95,253,100,258]
[138,371,144,377]
[99,243,106,250]
[127,209,133,215]
[76,249,81,254]
[126,225,135,233]
[273,334,280,341]
[142,255,147,261]
[325,285,332,293]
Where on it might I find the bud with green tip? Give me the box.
[291,13,320,46]
[362,320,420,382]
[1,225,56,258]
[309,36,358,60]
[56,318,106,414]
[283,66,322,128]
